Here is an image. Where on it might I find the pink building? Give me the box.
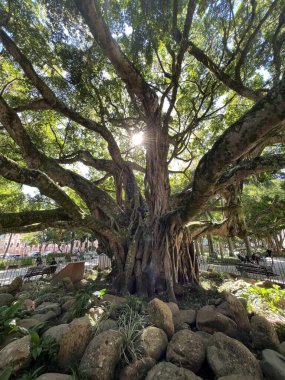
[0,234,98,256]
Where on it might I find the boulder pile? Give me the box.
[0,277,284,379]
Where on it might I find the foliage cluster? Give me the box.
[241,284,285,314]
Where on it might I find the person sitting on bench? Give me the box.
[266,248,273,265]
[50,258,57,266]
[36,256,43,266]
[251,253,260,265]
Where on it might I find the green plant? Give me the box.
[241,284,285,314]
[0,368,12,380]
[70,286,106,318]
[0,301,23,343]
[18,366,44,380]
[117,305,147,366]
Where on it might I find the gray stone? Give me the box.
[261,349,285,380]
[166,330,206,373]
[279,341,285,356]
[148,298,174,339]
[217,375,257,380]
[146,362,203,380]
[174,309,196,327]
[207,332,262,379]
[196,305,238,338]
[0,293,14,307]
[0,335,32,373]
[195,331,211,347]
[17,318,40,329]
[166,302,180,316]
[96,319,119,333]
[58,316,93,369]
[251,315,280,350]
[32,310,58,322]
[79,330,124,380]
[34,302,61,316]
[119,357,156,380]
[42,324,69,343]
[35,374,72,380]
[138,326,168,360]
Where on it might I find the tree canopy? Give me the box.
[0,0,285,298]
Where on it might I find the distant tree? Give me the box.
[0,0,285,299]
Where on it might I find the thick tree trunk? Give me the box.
[207,234,216,258]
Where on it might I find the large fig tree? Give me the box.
[0,0,285,299]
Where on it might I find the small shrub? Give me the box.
[0,301,24,343]
[241,284,285,314]
[117,305,147,366]
[69,285,106,318]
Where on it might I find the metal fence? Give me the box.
[0,254,111,286]
[198,256,285,284]
[1,253,284,286]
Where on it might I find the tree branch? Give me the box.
[188,42,263,101]
[178,74,285,224]
[217,154,285,188]
[0,154,84,220]
[74,0,159,117]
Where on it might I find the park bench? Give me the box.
[23,265,57,281]
[235,263,277,278]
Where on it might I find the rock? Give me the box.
[102,294,127,304]
[23,299,35,312]
[79,330,124,380]
[32,311,59,322]
[35,374,72,380]
[222,292,250,334]
[279,341,285,356]
[195,331,211,347]
[196,305,238,338]
[138,326,168,360]
[0,293,14,307]
[35,292,61,306]
[238,297,247,310]
[251,315,280,350]
[17,318,40,329]
[145,362,203,380]
[261,349,285,380]
[42,324,69,343]
[96,319,118,333]
[215,298,224,306]
[166,330,206,373]
[119,357,156,380]
[207,332,262,379]
[215,302,232,318]
[148,298,174,339]
[175,322,190,332]
[34,302,61,316]
[58,316,93,369]
[8,277,23,294]
[166,302,180,316]
[61,299,75,312]
[217,375,257,380]
[174,309,196,328]
[0,335,31,373]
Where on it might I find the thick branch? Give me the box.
[0,208,71,230]
[179,74,285,223]
[217,154,285,188]
[188,42,263,101]
[74,0,159,117]
[0,154,83,220]
[0,95,124,222]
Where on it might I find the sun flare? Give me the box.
[131,131,144,146]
